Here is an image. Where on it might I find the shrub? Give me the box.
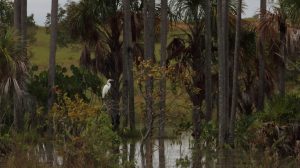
[50,94,120,166]
[259,94,300,124]
[28,65,103,108]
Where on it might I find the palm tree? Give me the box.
[258,1,297,98]
[229,0,242,146]
[66,0,124,130]
[159,0,168,167]
[47,0,58,113]
[0,27,27,131]
[169,0,208,141]
[13,0,26,130]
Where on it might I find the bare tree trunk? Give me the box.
[123,0,136,131]
[257,0,266,111]
[192,105,201,140]
[143,0,155,167]
[217,0,229,147]
[14,0,21,32]
[13,0,22,131]
[159,0,167,166]
[205,0,212,121]
[47,0,58,113]
[122,0,129,128]
[229,0,242,147]
[21,0,27,54]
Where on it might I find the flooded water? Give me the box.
[25,134,194,167]
[1,133,299,167]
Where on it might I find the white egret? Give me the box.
[102,79,114,98]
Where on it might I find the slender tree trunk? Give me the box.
[257,0,266,111]
[159,0,167,167]
[124,0,136,131]
[14,0,21,32]
[122,0,129,128]
[205,0,212,121]
[192,104,201,140]
[229,0,242,147]
[217,0,229,147]
[224,0,230,140]
[47,0,58,113]
[279,17,286,96]
[13,0,22,131]
[21,0,27,54]
[143,0,155,167]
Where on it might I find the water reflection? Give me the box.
[118,134,192,167]
[16,134,298,168]
[34,143,64,167]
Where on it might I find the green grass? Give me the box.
[30,27,81,70]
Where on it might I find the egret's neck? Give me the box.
[107,82,111,87]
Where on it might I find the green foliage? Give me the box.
[176,155,190,168]
[83,113,120,163]
[235,115,259,148]
[200,121,218,145]
[45,7,73,47]
[50,94,99,140]
[28,65,103,107]
[259,94,300,124]
[0,0,13,26]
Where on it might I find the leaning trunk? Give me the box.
[47,0,58,113]
[229,0,242,146]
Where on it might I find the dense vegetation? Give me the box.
[1,0,300,167]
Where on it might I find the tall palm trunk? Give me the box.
[21,0,27,55]
[14,0,21,32]
[122,0,129,128]
[47,0,58,113]
[143,0,155,167]
[217,0,229,147]
[159,0,167,167]
[205,0,212,121]
[229,0,242,147]
[257,0,266,111]
[123,0,136,131]
[13,0,22,131]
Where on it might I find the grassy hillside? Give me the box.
[30,27,81,70]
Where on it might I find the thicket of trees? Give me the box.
[1,0,300,167]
